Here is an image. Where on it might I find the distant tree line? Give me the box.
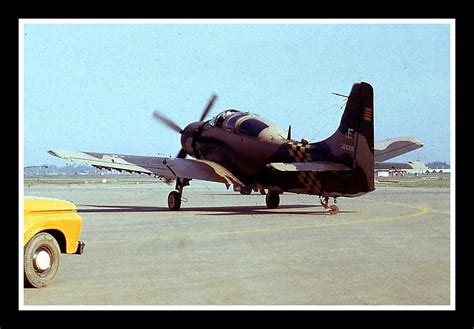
[426,161,450,169]
[24,164,103,175]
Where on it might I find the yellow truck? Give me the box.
[24,197,85,288]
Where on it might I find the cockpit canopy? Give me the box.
[208,109,286,139]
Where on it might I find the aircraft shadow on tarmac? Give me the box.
[77,204,355,216]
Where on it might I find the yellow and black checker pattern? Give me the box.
[288,141,312,162]
[288,141,321,195]
[297,171,321,195]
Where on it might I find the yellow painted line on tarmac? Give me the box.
[89,202,431,245]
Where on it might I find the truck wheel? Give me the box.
[24,232,61,288]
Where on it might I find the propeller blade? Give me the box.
[199,94,217,122]
[153,111,183,133]
[176,148,187,159]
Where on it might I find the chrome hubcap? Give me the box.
[34,249,51,272]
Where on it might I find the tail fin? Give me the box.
[312,82,374,191]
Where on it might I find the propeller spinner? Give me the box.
[152,94,217,159]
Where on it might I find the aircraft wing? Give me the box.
[48,150,243,186]
[267,161,351,172]
[374,136,423,162]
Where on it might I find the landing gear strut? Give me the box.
[167,177,190,211]
[320,196,339,214]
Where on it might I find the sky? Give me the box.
[22,20,452,166]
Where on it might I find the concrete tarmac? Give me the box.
[23,180,451,306]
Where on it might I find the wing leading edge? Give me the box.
[48,150,243,186]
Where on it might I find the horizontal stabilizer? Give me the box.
[374,136,423,162]
[267,161,351,172]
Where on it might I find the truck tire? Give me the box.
[24,232,61,288]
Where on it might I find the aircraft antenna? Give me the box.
[332,92,348,98]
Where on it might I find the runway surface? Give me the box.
[23,180,451,306]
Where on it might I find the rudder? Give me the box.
[312,82,374,192]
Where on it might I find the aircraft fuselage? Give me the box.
[179,106,373,198]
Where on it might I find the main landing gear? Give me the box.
[167,177,190,211]
[265,191,280,209]
[238,185,267,195]
[239,185,253,195]
[320,196,339,214]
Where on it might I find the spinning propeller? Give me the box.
[153,94,217,159]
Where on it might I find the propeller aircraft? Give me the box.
[49,81,375,214]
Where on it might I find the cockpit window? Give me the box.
[238,118,269,137]
[213,109,238,127]
[223,112,246,129]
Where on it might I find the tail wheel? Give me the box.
[168,191,182,211]
[329,205,339,214]
[265,191,280,209]
[24,232,61,288]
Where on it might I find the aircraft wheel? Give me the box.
[265,191,280,209]
[240,186,252,195]
[168,191,182,211]
[259,188,266,195]
[24,232,61,288]
[329,205,339,214]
